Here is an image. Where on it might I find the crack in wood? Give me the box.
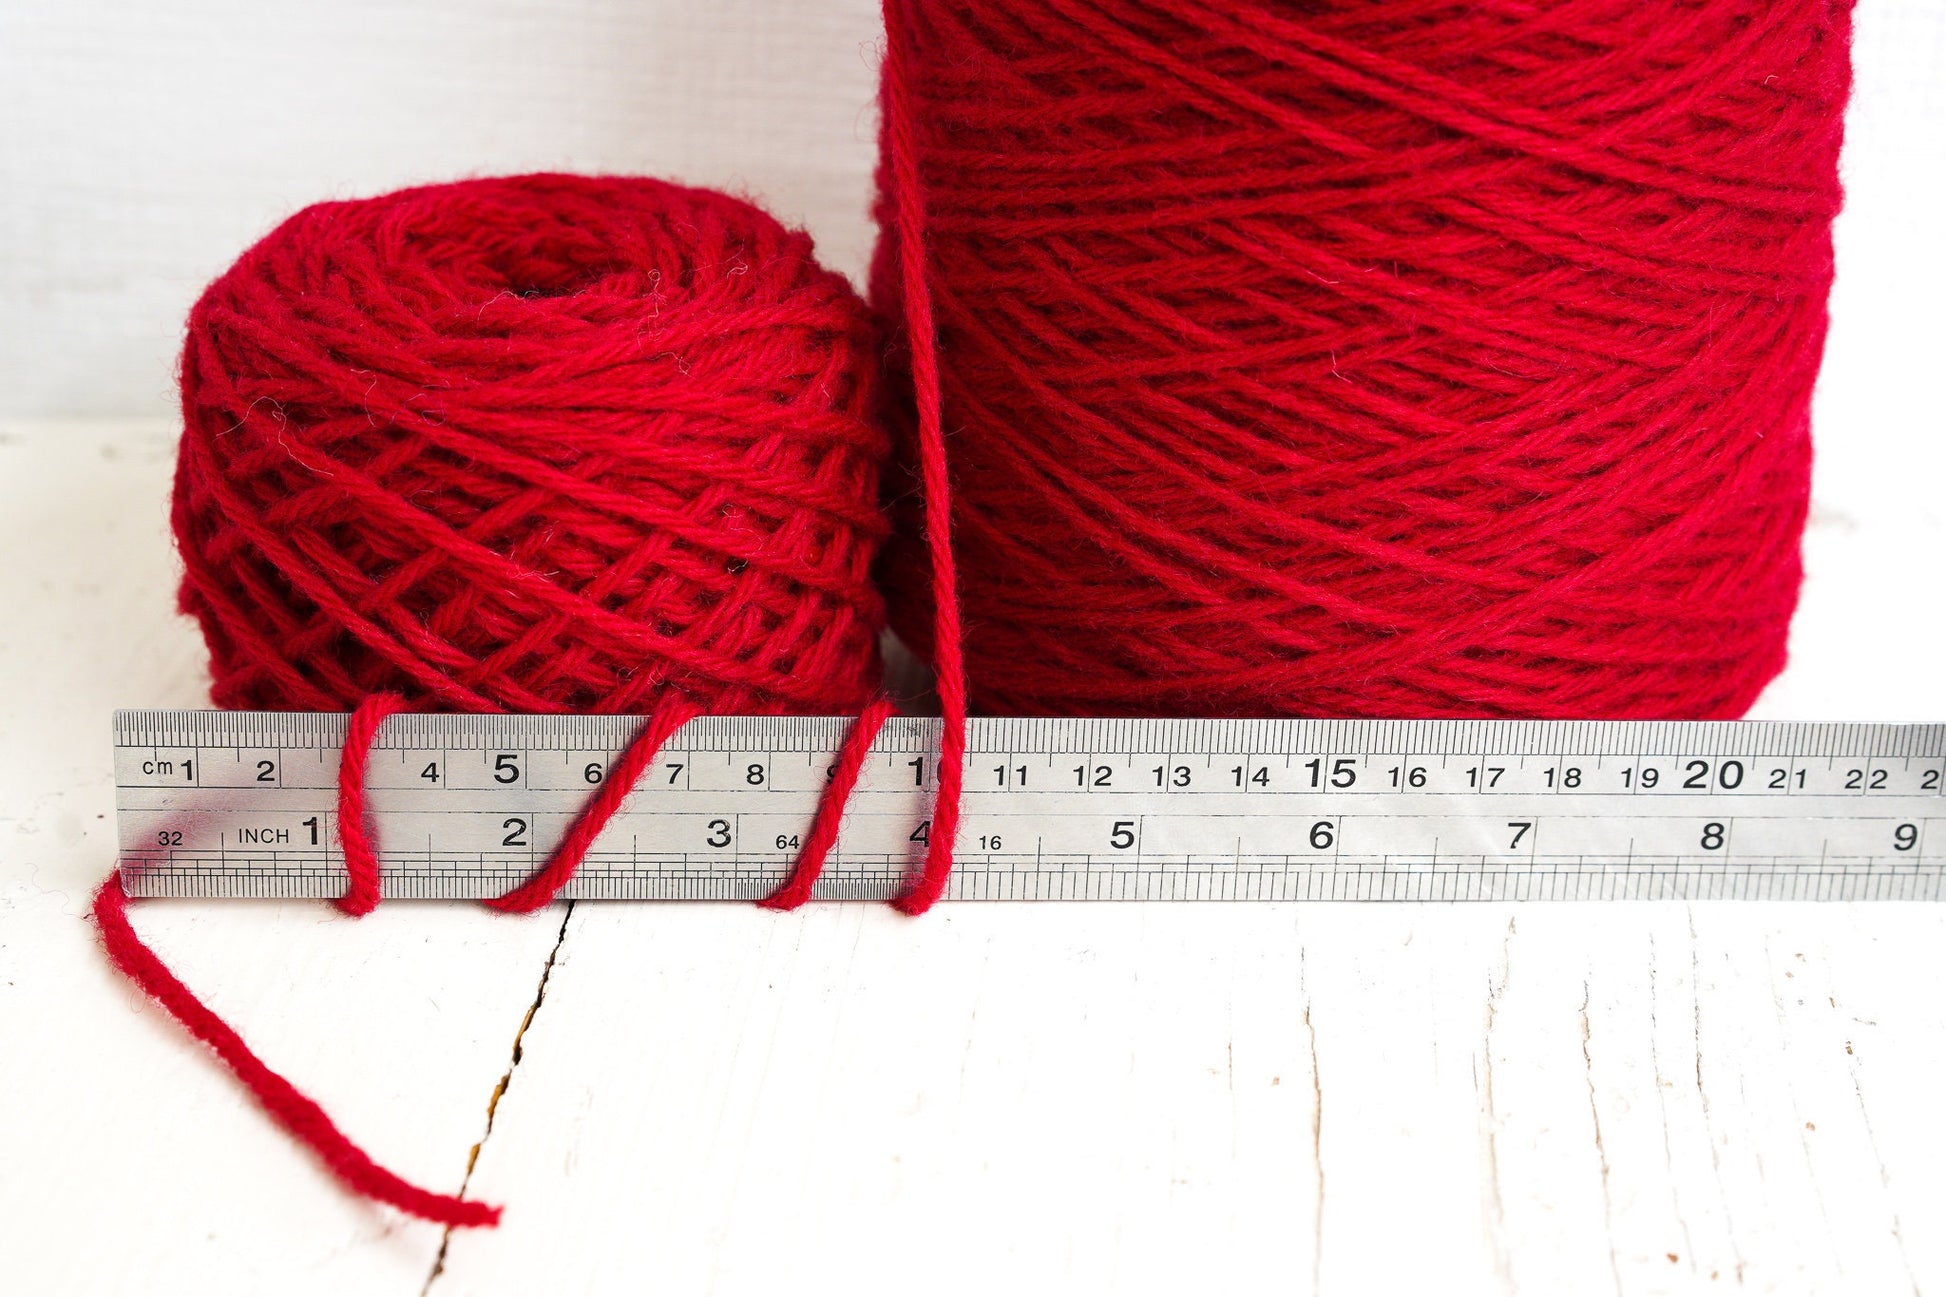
[1299,943,1323,1297]
[1689,907,1748,1285]
[1646,932,1698,1275]
[422,902,577,1294]
[1478,915,1517,1289]
[1836,966,1924,1297]
[1580,979,1624,1296]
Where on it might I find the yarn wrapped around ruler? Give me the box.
[97,173,912,1230]
[174,172,888,718]
[873,0,1854,719]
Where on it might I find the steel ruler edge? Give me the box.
[113,711,1946,903]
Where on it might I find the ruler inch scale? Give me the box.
[114,711,1946,903]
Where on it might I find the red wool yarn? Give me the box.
[873,0,1853,720]
[94,174,938,1228]
[174,173,887,717]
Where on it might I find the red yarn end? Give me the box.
[891,710,963,915]
[485,697,704,914]
[335,693,409,916]
[882,9,966,917]
[90,873,501,1228]
[761,698,897,910]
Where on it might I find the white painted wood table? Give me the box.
[2,365,1943,1297]
[3,0,1943,1291]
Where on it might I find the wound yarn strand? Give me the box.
[333,692,408,917]
[171,174,891,718]
[880,0,968,915]
[100,691,896,1227]
[93,174,940,1227]
[761,697,899,910]
[485,696,705,914]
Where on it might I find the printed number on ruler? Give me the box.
[114,713,1946,903]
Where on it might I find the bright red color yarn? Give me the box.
[873,0,1854,719]
[175,173,888,716]
[95,174,926,1228]
[92,873,502,1230]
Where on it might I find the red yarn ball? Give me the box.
[173,173,888,716]
[873,0,1853,720]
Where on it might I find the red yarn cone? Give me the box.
[873,0,1853,720]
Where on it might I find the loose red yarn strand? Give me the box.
[762,697,897,910]
[337,695,706,915]
[335,693,408,917]
[487,697,704,913]
[882,1,967,916]
[90,873,501,1228]
[112,173,914,1226]
[91,692,885,1227]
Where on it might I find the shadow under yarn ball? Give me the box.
[172,173,889,717]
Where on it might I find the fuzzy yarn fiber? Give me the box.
[105,173,906,1229]
[174,172,888,718]
[873,0,1854,720]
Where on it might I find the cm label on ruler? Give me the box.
[115,714,1946,903]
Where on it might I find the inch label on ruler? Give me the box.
[114,713,1946,903]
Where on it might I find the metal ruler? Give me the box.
[114,711,1946,903]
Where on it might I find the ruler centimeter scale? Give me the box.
[114,711,1946,903]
